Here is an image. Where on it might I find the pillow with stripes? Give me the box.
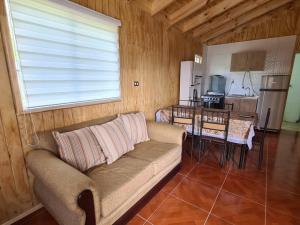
[119,112,150,145]
[52,127,106,172]
[90,117,134,164]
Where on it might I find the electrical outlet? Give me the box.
[133,81,139,87]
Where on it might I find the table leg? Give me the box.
[243,146,248,169]
[239,145,245,169]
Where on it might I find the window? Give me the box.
[195,54,203,64]
[5,0,121,111]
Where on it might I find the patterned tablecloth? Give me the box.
[156,108,256,149]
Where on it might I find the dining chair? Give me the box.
[189,99,203,108]
[198,108,230,167]
[171,105,196,158]
[253,108,271,169]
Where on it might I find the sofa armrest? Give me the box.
[147,121,186,145]
[26,150,100,225]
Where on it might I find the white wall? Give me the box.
[284,54,300,122]
[205,36,296,96]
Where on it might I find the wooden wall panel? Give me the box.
[0,0,201,223]
[0,23,32,223]
[208,4,300,53]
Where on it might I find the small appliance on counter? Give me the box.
[257,75,290,131]
[201,75,226,109]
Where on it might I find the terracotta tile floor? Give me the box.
[14,130,300,225]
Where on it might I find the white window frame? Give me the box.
[4,0,122,113]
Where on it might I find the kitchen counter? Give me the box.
[226,95,259,100]
[225,96,258,113]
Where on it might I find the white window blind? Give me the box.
[5,0,121,111]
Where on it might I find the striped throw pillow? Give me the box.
[119,112,150,145]
[90,117,134,164]
[52,128,106,172]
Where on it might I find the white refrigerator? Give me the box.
[179,61,203,105]
[257,75,290,131]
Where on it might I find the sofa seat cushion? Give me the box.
[126,140,181,175]
[87,156,154,217]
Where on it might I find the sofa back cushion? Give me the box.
[119,112,149,145]
[53,127,106,171]
[90,117,134,164]
[33,116,116,155]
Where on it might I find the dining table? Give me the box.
[155,106,258,168]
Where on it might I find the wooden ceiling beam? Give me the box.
[207,1,299,45]
[132,0,176,16]
[182,0,246,32]
[193,0,272,37]
[132,0,152,14]
[168,0,209,27]
[200,0,294,43]
[151,0,176,16]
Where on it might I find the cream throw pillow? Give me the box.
[90,117,134,164]
[119,112,150,145]
[52,127,106,172]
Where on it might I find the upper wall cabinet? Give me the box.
[230,51,266,72]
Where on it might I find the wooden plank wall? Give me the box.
[1,0,299,223]
[0,0,201,223]
[208,3,300,52]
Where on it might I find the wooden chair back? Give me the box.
[171,105,196,135]
[199,108,230,141]
[171,105,195,124]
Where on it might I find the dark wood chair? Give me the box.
[198,108,230,167]
[253,108,271,169]
[171,105,196,158]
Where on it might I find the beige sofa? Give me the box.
[26,116,185,225]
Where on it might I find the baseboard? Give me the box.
[2,204,43,225]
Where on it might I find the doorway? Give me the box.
[282,53,300,132]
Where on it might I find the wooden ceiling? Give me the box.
[133,0,299,43]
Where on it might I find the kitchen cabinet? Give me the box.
[248,52,266,71]
[230,52,248,72]
[225,97,258,113]
[230,51,266,71]
[239,98,258,112]
[225,98,240,112]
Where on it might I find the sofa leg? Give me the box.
[78,190,96,225]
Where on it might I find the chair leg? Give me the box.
[243,147,248,169]
[231,144,236,164]
[202,140,206,155]
[191,135,194,160]
[226,143,231,161]
[199,140,202,161]
[219,144,227,168]
[239,145,244,169]
[199,139,205,161]
[258,142,264,169]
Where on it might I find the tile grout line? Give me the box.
[221,188,266,206]
[144,159,199,223]
[169,159,199,195]
[203,163,232,225]
[137,214,153,225]
[182,173,266,207]
[170,193,210,214]
[267,184,300,196]
[183,165,267,206]
[209,213,236,225]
